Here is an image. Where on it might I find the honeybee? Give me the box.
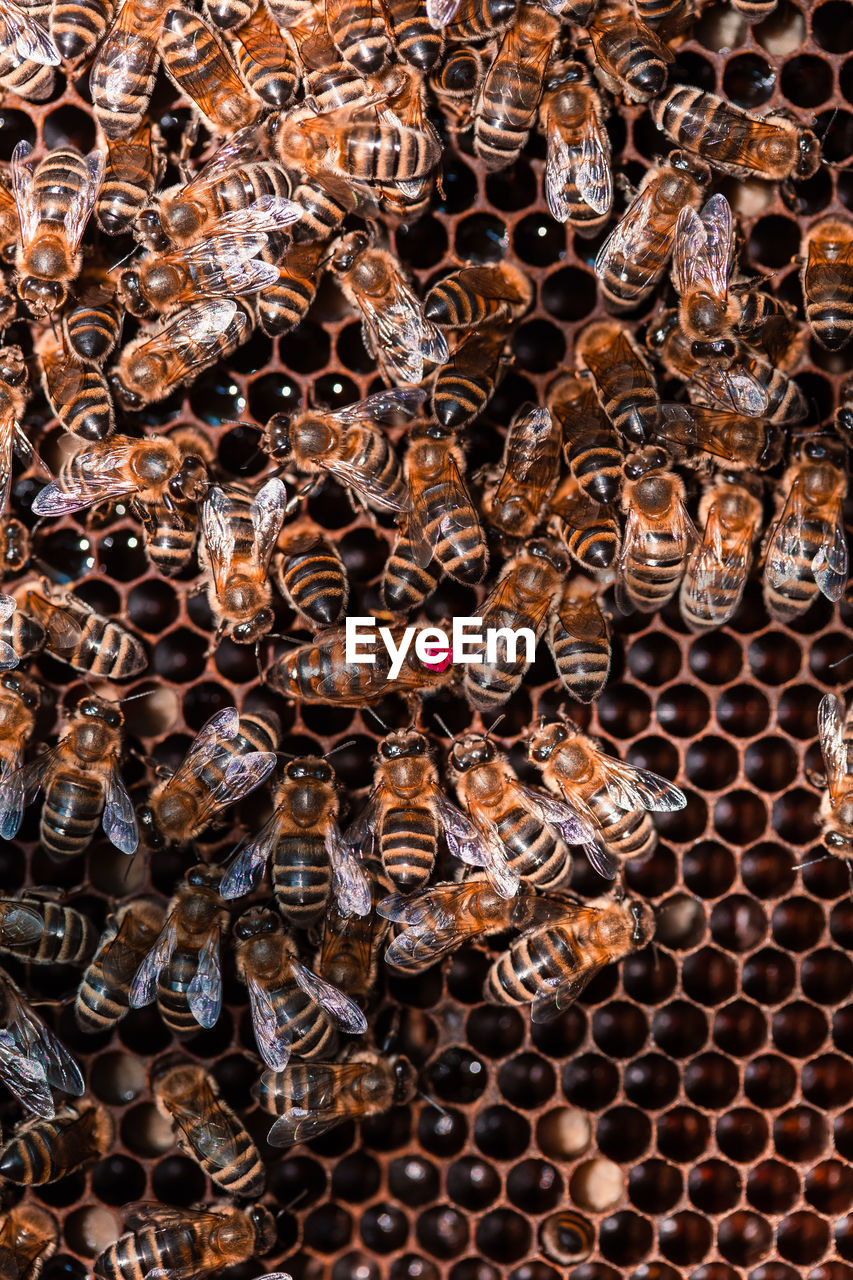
[734,281,801,369]
[386,0,442,70]
[256,1050,417,1146]
[549,373,622,506]
[111,299,253,411]
[617,446,696,614]
[800,219,853,351]
[152,1057,265,1198]
[549,474,622,573]
[136,707,277,850]
[316,854,391,1004]
[0,344,33,510]
[159,7,260,132]
[256,239,328,337]
[329,232,448,384]
[0,46,55,102]
[0,891,97,965]
[763,433,848,622]
[0,1101,113,1184]
[0,1204,58,1280]
[0,898,44,954]
[672,193,739,354]
[128,865,227,1035]
[370,64,439,218]
[551,578,613,704]
[528,716,686,879]
[263,387,419,514]
[233,905,367,1070]
[378,875,571,971]
[268,621,453,704]
[10,578,147,679]
[229,2,299,108]
[424,261,533,329]
[93,1204,277,1280]
[199,477,286,646]
[135,131,292,251]
[403,425,489,585]
[32,433,210,576]
[680,475,763,631]
[0,969,84,1117]
[473,2,559,171]
[575,320,660,443]
[586,2,673,103]
[486,891,656,1021]
[429,45,490,133]
[50,0,113,63]
[90,0,168,140]
[650,87,822,184]
[481,405,561,540]
[348,728,514,894]
[447,731,586,888]
[117,202,299,320]
[816,692,853,861]
[0,695,138,858]
[63,264,123,365]
[37,329,115,441]
[75,898,166,1033]
[431,323,509,431]
[463,538,570,717]
[538,61,612,233]
[594,151,709,309]
[10,142,103,317]
[221,754,370,926]
[274,519,349,627]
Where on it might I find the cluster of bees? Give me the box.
[0,0,850,1268]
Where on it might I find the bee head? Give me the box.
[330,232,369,275]
[0,671,38,709]
[0,346,26,387]
[117,270,151,319]
[826,829,853,855]
[232,607,275,645]
[797,128,822,180]
[263,412,291,460]
[186,863,222,891]
[170,455,209,503]
[528,720,568,763]
[528,537,570,574]
[286,757,333,783]
[450,732,495,772]
[380,729,429,761]
[624,446,667,481]
[644,309,678,354]
[234,906,280,939]
[77,696,122,729]
[110,370,143,415]
[19,277,65,316]
[134,209,170,252]
[392,1054,418,1103]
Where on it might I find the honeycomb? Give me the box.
[3,1,853,1279]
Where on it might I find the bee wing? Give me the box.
[326,823,372,918]
[594,184,662,298]
[167,1084,244,1170]
[261,1061,343,1107]
[547,111,611,221]
[0,593,14,623]
[684,508,748,619]
[187,933,222,1030]
[811,498,848,602]
[385,926,460,969]
[511,779,617,880]
[673,194,733,303]
[291,962,369,1035]
[25,591,82,653]
[188,127,263,194]
[407,446,479,570]
[377,888,466,931]
[170,707,240,788]
[0,396,19,514]
[0,0,60,64]
[219,812,282,899]
[101,911,152,984]
[172,234,282,297]
[248,973,291,1071]
[818,692,848,803]
[102,762,138,855]
[209,194,301,237]
[597,753,687,812]
[330,387,427,426]
[129,916,178,1008]
[32,440,140,516]
[10,141,38,249]
[426,0,460,26]
[268,1107,342,1147]
[325,454,409,513]
[138,301,241,388]
[343,790,381,859]
[1,981,84,1103]
[446,267,529,305]
[0,901,44,945]
[251,477,288,575]
[0,751,51,839]
[462,807,522,900]
[0,1030,56,1117]
[765,477,806,590]
[530,956,606,1024]
[65,151,105,255]
[201,485,237,598]
[356,275,448,384]
[692,363,769,418]
[432,788,520,899]
[208,751,278,808]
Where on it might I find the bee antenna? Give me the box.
[109,246,139,272]
[432,713,455,740]
[828,652,853,669]
[325,738,355,759]
[418,1089,447,1117]
[797,853,833,870]
[365,706,390,732]
[116,687,157,705]
[484,714,506,741]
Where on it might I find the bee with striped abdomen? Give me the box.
[424,261,533,329]
[763,433,848,623]
[585,1,673,102]
[221,753,370,927]
[617,446,697,614]
[0,695,138,859]
[575,320,660,444]
[671,193,739,356]
[800,218,853,351]
[152,1057,265,1198]
[90,0,168,138]
[325,0,391,72]
[481,405,562,541]
[549,474,622,574]
[256,239,328,338]
[37,328,115,440]
[93,1204,277,1280]
[274,519,349,628]
[403,425,488,586]
[233,905,367,1069]
[63,262,123,364]
[96,121,164,236]
[680,474,763,631]
[10,578,147,679]
[161,5,262,132]
[0,969,84,1117]
[486,891,656,1020]
[473,2,559,171]
[256,1050,417,1146]
[0,1102,113,1184]
[0,669,40,785]
[528,716,686,879]
[431,323,509,431]
[316,854,391,1005]
[75,898,166,1033]
[199,477,287,646]
[228,2,299,107]
[550,579,612,704]
[0,891,96,965]
[538,60,612,233]
[549,372,623,506]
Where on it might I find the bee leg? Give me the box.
[177,117,201,179]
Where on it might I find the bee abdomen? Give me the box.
[381,805,437,891]
[550,607,611,704]
[486,927,577,1005]
[590,792,657,860]
[76,964,128,1032]
[562,519,620,571]
[72,621,146,678]
[498,809,567,887]
[383,530,438,611]
[283,988,340,1058]
[623,535,687,610]
[41,772,103,859]
[51,0,113,62]
[569,443,623,504]
[273,837,331,928]
[28,901,97,964]
[157,953,198,1035]
[277,547,348,627]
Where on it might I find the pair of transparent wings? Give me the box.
[357,270,449,385]
[245,959,367,1072]
[544,95,612,224]
[309,385,424,513]
[818,693,853,806]
[0,0,60,66]
[0,975,84,1118]
[682,499,756,623]
[0,593,18,670]
[126,300,251,391]
[129,914,223,1031]
[12,141,104,257]
[261,1059,381,1147]
[765,475,848,603]
[201,477,288,601]
[33,436,150,518]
